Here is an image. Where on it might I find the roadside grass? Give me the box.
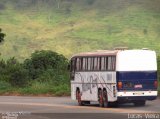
[0,81,14,95]
[18,81,70,96]
[0,81,70,96]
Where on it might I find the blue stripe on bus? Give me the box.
[116,71,157,91]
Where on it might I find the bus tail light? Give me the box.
[154,80,158,88]
[118,82,123,89]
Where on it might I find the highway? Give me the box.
[0,96,159,119]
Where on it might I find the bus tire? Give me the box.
[109,101,118,107]
[134,100,146,106]
[98,90,104,107]
[103,90,109,108]
[76,90,84,106]
[83,101,90,105]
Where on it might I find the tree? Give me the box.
[0,28,5,43]
[23,50,69,80]
[0,57,29,87]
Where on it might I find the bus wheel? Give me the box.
[109,101,118,108]
[83,101,90,105]
[76,90,83,106]
[98,90,104,107]
[103,90,109,108]
[134,100,146,106]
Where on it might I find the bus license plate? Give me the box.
[133,92,144,96]
[134,84,142,88]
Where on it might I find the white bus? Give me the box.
[69,49,158,107]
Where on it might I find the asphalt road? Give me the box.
[0,96,159,119]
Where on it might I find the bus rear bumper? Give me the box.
[118,96,157,102]
[117,91,158,102]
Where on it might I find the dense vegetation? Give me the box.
[0,50,70,96]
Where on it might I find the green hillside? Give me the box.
[0,0,160,60]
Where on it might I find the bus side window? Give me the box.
[82,58,85,71]
[106,57,108,70]
[101,57,103,70]
[75,58,78,71]
[71,59,75,72]
[76,58,81,71]
[108,57,112,71]
[71,59,75,80]
[91,57,94,71]
[112,56,116,71]
[93,57,100,71]
[99,57,101,70]
[79,58,82,71]
[107,56,116,71]
[101,57,106,70]
[94,57,97,70]
[85,58,88,71]
[96,57,100,71]
[88,58,91,71]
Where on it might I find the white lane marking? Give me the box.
[0,102,157,113]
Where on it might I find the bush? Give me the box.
[24,50,69,81]
[0,81,11,90]
[0,50,70,95]
[3,58,28,87]
[9,65,29,87]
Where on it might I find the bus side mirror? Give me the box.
[71,73,74,80]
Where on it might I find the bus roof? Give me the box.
[71,49,155,59]
[71,50,118,58]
